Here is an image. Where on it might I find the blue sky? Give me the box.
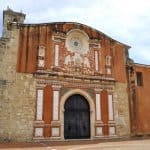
[0,0,150,64]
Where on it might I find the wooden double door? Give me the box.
[64,94,90,139]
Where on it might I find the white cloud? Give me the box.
[0,0,150,64]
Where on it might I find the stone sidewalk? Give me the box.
[0,138,150,150]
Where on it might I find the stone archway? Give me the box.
[64,94,90,139]
[60,89,95,140]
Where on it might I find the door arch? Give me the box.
[64,94,90,139]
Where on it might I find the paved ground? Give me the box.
[0,138,150,150]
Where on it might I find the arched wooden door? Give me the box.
[64,94,90,139]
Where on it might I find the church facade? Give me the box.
[0,8,150,141]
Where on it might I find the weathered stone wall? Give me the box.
[114,82,130,137]
[0,27,36,141]
[0,8,131,141]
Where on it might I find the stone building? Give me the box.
[0,8,150,141]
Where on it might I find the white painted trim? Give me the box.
[109,126,115,135]
[54,45,59,66]
[96,127,103,136]
[96,93,101,120]
[52,127,60,137]
[108,94,113,120]
[35,128,43,137]
[36,89,43,121]
[53,90,59,120]
[95,51,99,71]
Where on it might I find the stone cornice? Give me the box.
[35,70,115,83]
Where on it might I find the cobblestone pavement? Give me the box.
[0,139,150,150]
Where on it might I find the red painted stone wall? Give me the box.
[43,85,53,137]
[112,43,127,83]
[16,23,128,83]
[101,90,109,135]
[134,65,150,134]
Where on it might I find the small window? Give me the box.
[136,72,143,86]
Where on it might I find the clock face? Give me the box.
[70,37,82,52]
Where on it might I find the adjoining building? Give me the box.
[0,8,150,141]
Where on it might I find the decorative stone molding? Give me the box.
[52,31,66,42]
[51,127,60,137]
[38,46,45,69]
[60,89,95,139]
[35,128,43,137]
[96,127,103,136]
[35,77,115,92]
[66,29,89,54]
[52,85,61,90]
[94,88,103,93]
[35,69,115,83]
[109,126,116,135]
[89,38,101,49]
